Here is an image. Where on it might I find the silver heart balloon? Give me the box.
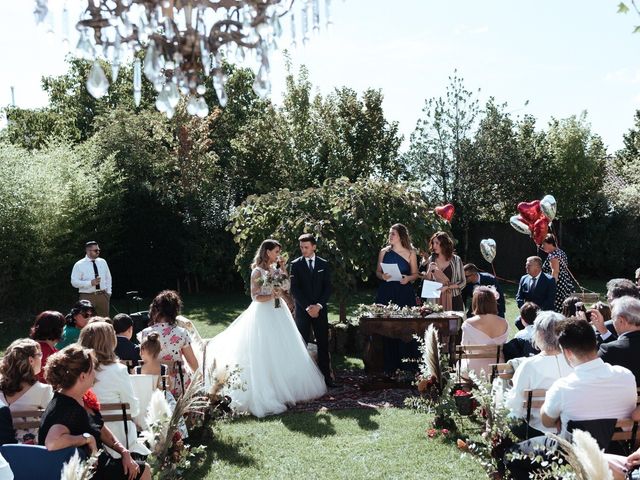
[540,194,557,221]
[480,239,497,263]
[510,215,531,235]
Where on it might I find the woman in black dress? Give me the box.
[541,234,574,313]
[39,345,151,480]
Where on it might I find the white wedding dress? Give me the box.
[204,266,327,417]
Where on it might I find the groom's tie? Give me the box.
[308,258,314,272]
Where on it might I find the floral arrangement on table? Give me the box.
[349,301,443,325]
[404,324,465,431]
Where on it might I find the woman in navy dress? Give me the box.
[375,224,419,375]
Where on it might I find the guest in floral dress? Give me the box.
[541,234,575,313]
[137,290,198,397]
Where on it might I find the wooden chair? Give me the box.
[10,409,45,432]
[521,388,547,440]
[100,402,132,449]
[171,360,185,395]
[455,344,503,382]
[489,362,514,382]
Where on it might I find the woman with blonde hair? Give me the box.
[78,322,150,459]
[203,238,327,417]
[39,345,151,480]
[0,338,53,443]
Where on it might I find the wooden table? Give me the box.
[358,313,463,374]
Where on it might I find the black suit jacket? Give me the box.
[515,273,556,311]
[598,329,640,385]
[290,256,332,314]
[461,272,506,317]
[115,336,140,363]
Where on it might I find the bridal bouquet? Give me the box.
[257,270,290,308]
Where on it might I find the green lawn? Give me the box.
[195,409,484,480]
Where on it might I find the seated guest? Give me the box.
[135,333,187,437]
[515,257,556,329]
[0,339,53,444]
[596,296,640,385]
[138,290,199,398]
[540,318,637,438]
[596,278,640,343]
[560,296,581,318]
[591,301,611,321]
[503,302,541,361]
[504,312,572,438]
[460,286,509,377]
[78,322,149,459]
[461,263,506,318]
[40,345,151,480]
[56,300,95,349]
[113,314,140,366]
[29,311,65,383]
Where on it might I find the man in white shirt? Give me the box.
[540,317,637,438]
[70,241,112,317]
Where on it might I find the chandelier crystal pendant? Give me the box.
[33,0,333,118]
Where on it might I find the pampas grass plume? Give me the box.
[572,429,614,480]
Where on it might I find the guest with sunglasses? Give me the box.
[56,300,95,349]
[71,241,112,317]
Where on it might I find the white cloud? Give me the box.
[604,68,640,84]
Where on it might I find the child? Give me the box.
[113,313,140,367]
[135,333,169,391]
[136,333,187,437]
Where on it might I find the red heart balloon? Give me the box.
[435,204,455,222]
[517,200,542,225]
[532,218,549,245]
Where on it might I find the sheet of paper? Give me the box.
[380,262,403,282]
[421,280,443,298]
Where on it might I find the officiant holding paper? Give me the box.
[375,224,419,375]
[419,231,466,311]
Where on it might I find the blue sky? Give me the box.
[1,0,639,152]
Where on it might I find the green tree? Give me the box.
[4,57,157,149]
[229,177,441,321]
[542,113,606,219]
[404,72,480,204]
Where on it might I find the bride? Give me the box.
[204,239,327,417]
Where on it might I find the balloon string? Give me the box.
[478,266,519,285]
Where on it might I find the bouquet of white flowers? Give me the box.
[257,269,290,308]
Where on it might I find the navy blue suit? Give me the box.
[290,256,332,380]
[461,272,506,318]
[515,273,556,311]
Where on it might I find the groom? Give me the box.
[290,233,337,388]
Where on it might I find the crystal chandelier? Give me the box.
[33,0,333,118]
